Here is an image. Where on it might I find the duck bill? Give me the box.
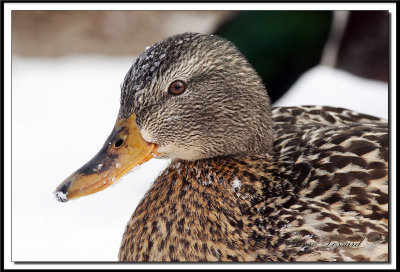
[54,114,158,202]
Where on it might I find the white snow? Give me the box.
[126,164,142,174]
[203,173,214,186]
[10,56,388,262]
[231,178,242,190]
[274,65,388,120]
[11,55,171,261]
[173,162,181,169]
[54,191,67,202]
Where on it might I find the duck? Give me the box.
[54,32,388,262]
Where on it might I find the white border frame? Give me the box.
[3,2,396,270]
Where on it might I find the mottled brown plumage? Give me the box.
[80,32,387,262]
[119,106,388,262]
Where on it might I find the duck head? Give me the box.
[54,32,273,202]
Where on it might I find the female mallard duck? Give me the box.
[55,32,388,262]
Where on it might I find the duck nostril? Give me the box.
[114,139,124,148]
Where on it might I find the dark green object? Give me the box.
[215,11,333,103]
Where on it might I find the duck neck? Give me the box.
[120,155,296,261]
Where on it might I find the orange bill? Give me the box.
[54,114,158,202]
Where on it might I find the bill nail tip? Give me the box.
[54,189,69,202]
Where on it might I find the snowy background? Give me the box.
[11,55,388,261]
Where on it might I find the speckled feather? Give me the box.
[119,105,388,262]
[114,32,388,262]
[120,33,273,161]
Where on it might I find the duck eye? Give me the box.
[114,139,124,148]
[168,80,185,95]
